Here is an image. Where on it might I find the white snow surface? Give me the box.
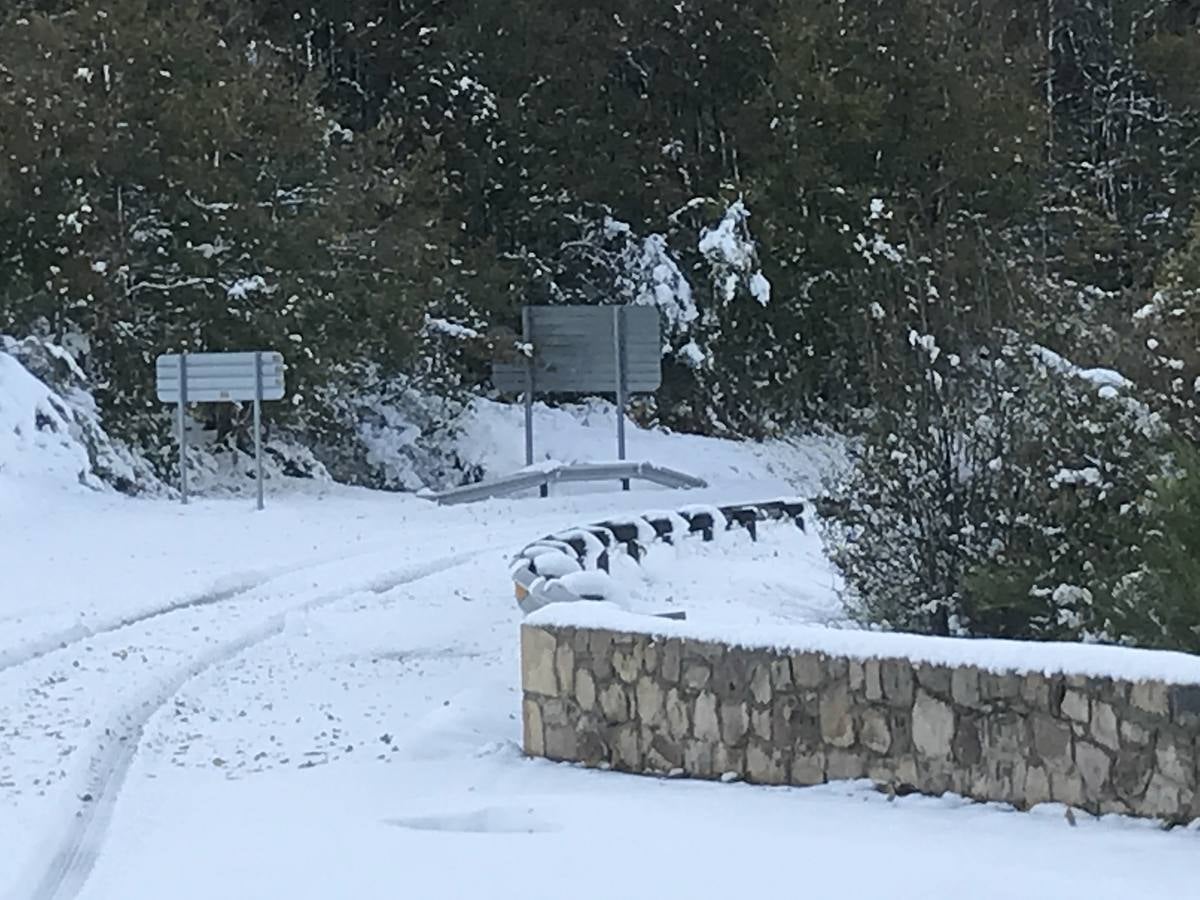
[0,349,95,492]
[1,388,1195,898]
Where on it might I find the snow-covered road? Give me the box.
[2,477,1196,900]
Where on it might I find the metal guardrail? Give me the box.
[425,461,708,506]
[511,498,807,616]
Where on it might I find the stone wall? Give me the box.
[521,623,1200,823]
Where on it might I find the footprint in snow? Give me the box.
[385,806,556,834]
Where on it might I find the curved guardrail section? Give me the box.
[425,461,708,506]
[510,498,807,617]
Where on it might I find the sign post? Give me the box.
[493,305,660,493]
[178,353,189,505]
[253,350,265,511]
[611,306,629,490]
[156,351,285,509]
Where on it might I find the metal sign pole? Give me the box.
[178,352,189,505]
[521,306,547,498]
[612,306,629,491]
[254,350,264,511]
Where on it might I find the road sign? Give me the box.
[491,305,663,493]
[156,351,285,403]
[155,351,285,510]
[492,305,661,394]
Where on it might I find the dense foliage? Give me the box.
[2,0,1200,647]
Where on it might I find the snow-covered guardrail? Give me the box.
[510,498,807,616]
[424,461,708,506]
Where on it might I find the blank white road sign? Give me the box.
[156,351,285,403]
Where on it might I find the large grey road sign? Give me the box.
[492,305,661,394]
[155,351,285,510]
[492,305,663,493]
[156,351,285,403]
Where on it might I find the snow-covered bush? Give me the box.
[827,329,1169,643]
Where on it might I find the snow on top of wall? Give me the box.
[526,602,1200,686]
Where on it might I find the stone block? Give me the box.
[912,691,954,759]
[824,655,849,681]
[588,629,614,680]
[599,682,630,724]
[720,700,750,745]
[952,716,981,767]
[860,708,892,754]
[1170,685,1200,727]
[950,668,980,707]
[864,659,883,701]
[575,668,596,712]
[665,688,690,740]
[523,698,545,756]
[636,676,665,726]
[1140,771,1184,819]
[746,742,788,784]
[541,697,569,728]
[661,639,682,683]
[791,750,827,785]
[881,660,915,707]
[647,733,684,771]
[983,713,1027,756]
[544,723,579,760]
[826,749,867,781]
[1075,740,1112,800]
[791,652,825,689]
[694,691,720,742]
[888,710,914,755]
[612,642,643,684]
[1155,734,1193,784]
[1113,746,1155,802]
[1031,714,1071,766]
[1130,680,1169,717]
[770,695,812,746]
[1060,689,1090,724]
[714,744,745,776]
[750,663,772,706]
[1023,765,1052,806]
[848,659,865,692]
[892,756,919,788]
[915,663,952,696]
[643,640,660,675]
[612,724,641,769]
[1090,701,1119,751]
[819,683,856,748]
[554,643,575,696]
[521,627,560,697]
[979,671,1021,702]
[682,663,711,691]
[1020,673,1051,711]
[687,640,726,666]
[751,708,772,742]
[684,740,715,778]
[1050,770,1086,807]
[575,722,607,764]
[1119,719,1150,746]
[572,629,590,653]
[770,657,793,693]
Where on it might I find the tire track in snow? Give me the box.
[19,548,492,900]
[0,544,408,675]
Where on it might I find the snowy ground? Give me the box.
[1,397,1195,898]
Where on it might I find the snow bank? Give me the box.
[0,335,163,495]
[456,397,847,497]
[527,603,1200,685]
[0,348,95,489]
